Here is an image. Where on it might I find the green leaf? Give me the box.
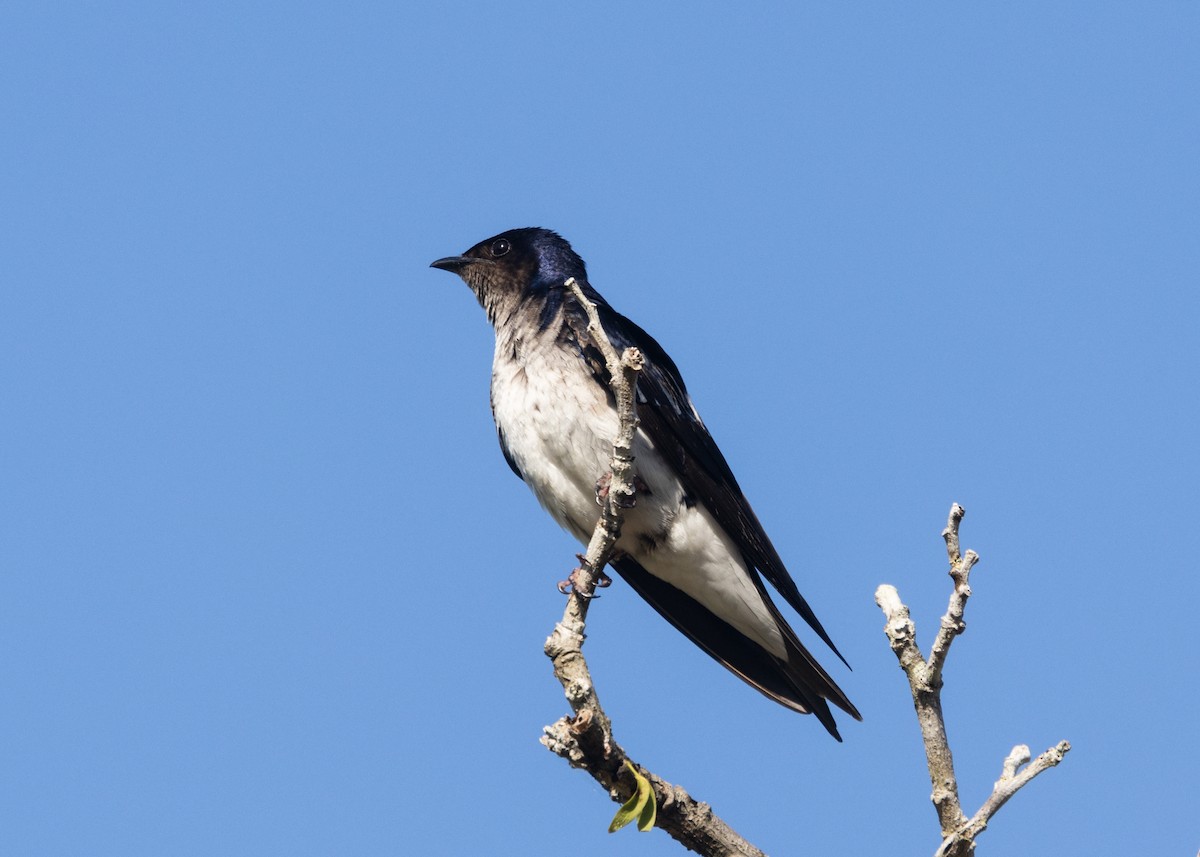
[608,760,656,834]
[607,792,644,834]
[636,780,657,832]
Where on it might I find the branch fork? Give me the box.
[876,504,1070,857]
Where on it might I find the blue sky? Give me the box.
[3,3,1197,855]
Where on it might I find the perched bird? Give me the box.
[431,228,860,739]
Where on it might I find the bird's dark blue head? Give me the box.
[430,228,589,327]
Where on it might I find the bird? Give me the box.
[431,228,860,739]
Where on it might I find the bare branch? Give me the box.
[936,741,1072,857]
[541,278,766,857]
[928,504,980,683]
[877,505,1070,857]
[876,583,967,836]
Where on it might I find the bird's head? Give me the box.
[431,228,588,326]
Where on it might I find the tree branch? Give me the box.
[540,278,766,857]
[876,504,1070,857]
[927,504,979,684]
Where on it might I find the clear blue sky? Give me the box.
[3,3,1197,855]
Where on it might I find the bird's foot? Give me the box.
[557,564,613,598]
[594,473,615,506]
[594,472,648,508]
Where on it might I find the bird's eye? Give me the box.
[490,239,511,257]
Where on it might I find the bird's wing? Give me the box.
[611,553,854,737]
[495,424,523,480]
[563,284,852,669]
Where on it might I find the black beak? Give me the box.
[430,255,471,273]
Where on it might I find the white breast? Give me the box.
[490,332,617,539]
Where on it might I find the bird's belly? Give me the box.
[491,342,783,658]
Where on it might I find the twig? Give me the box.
[540,278,766,857]
[928,504,979,684]
[876,504,1070,857]
[935,741,1071,857]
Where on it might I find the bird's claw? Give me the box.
[595,472,614,506]
[595,472,648,508]
[557,566,612,598]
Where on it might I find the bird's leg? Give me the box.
[557,556,613,597]
[594,472,649,508]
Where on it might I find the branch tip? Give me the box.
[874,583,904,616]
[1001,745,1031,781]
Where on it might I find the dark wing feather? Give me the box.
[496,425,523,480]
[611,555,854,738]
[563,284,851,669]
